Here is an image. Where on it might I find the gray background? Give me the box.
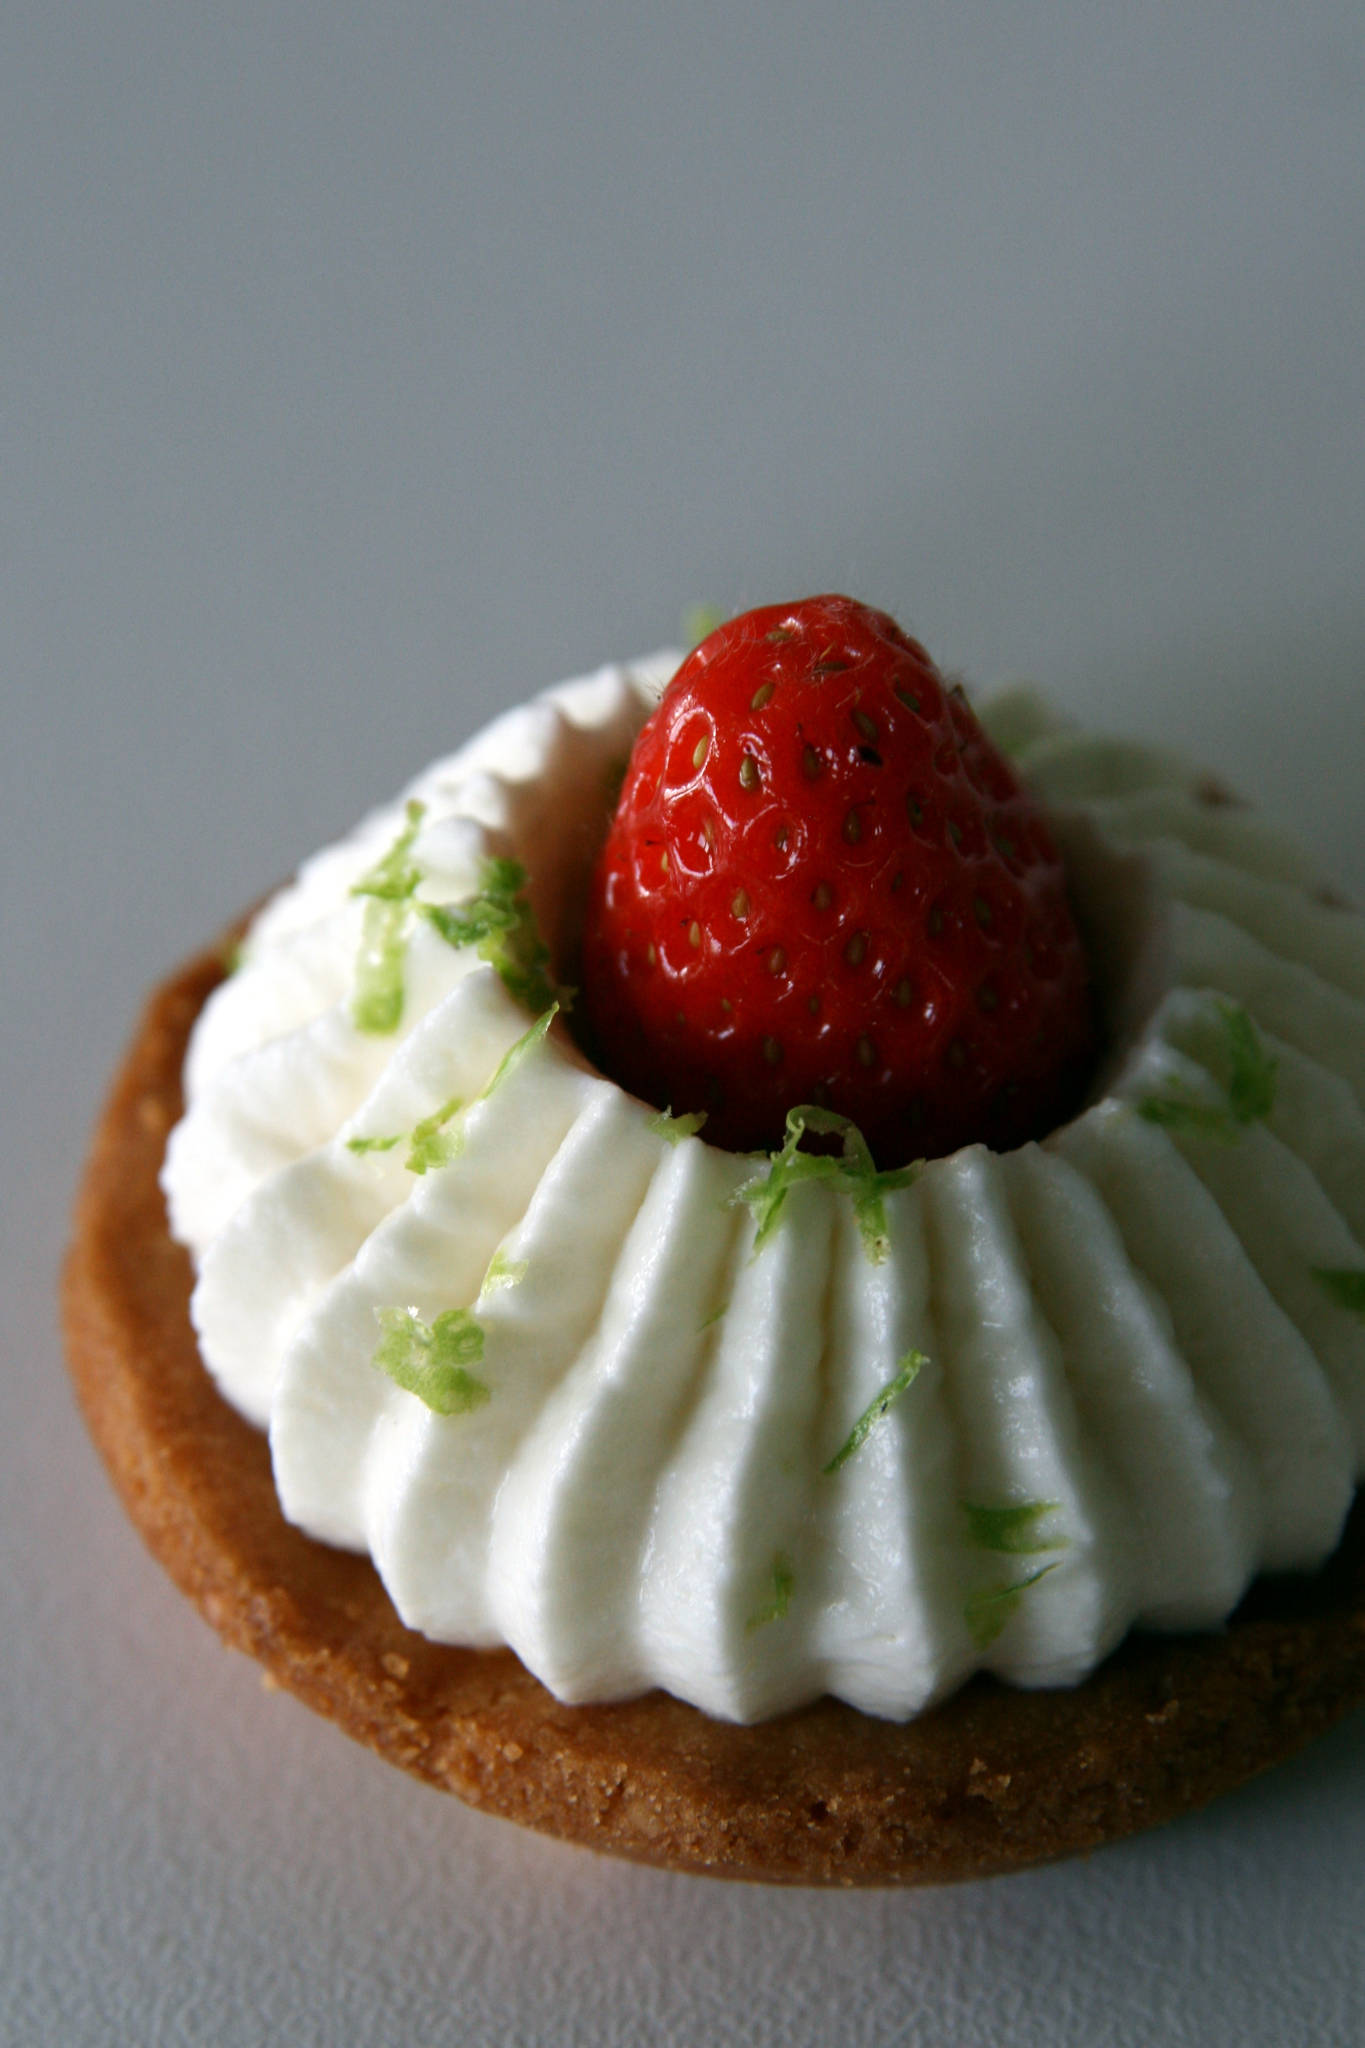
[6,4,1365,2043]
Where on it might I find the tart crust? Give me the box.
[63,939,1365,1886]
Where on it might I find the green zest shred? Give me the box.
[404,1094,467,1174]
[478,1003,558,1099]
[352,899,411,1033]
[349,801,427,1034]
[682,603,726,648]
[823,1351,927,1475]
[421,856,562,1015]
[372,1306,490,1415]
[352,800,427,905]
[482,1247,528,1294]
[732,1106,920,1263]
[964,1562,1061,1651]
[1137,1001,1277,1143]
[962,1498,1063,1556]
[745,1552,795,1632]
[345,1100,463,1171]
[961,1497,1069,1649]
[1312,1267,1365,1320]
[344,1006,557,1171]
[648,1106,709,1146]
[350,825,562,1036]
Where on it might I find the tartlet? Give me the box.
[64,636,1365,1884]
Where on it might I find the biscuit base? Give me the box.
[63,942,1365,1886]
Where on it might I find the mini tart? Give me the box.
[64,659,1365,1884]
[60,953,1365,1881]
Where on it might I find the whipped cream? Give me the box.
[162,656,1365,1723]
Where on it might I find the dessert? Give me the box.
[65,599,1365,1883]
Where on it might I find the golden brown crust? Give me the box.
[63,941,1365,1885]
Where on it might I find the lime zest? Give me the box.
[1222,1002,1279,1123]
[961,1497,1068,1648]
[823,1351,927,1475]
[349,801,427,1034]
[478,1003,558,1101]
[962,1498,1064,1556]
[351,799,426,903]
[421,856,562,1015]
[731,1106,920,1263]
[372,1306,490,1415]
[344,1007,556,1176]
[648,1106,708,1146]
[1137,1001,1277,1143]
[352,897,414,1033]
[345,1131,403,1156]
[745,1552,795,1632]
[964,1562,1061,1651]
[1312,1266,1365,1319]
[482,1247,528,1294]
[405,1094,467,1174]
[683,603,726,648]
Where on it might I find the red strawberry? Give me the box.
[581,596,1093,1165]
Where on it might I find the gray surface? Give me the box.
[5,4,1365,2042]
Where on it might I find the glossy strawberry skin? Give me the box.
[581,596,1093,1165]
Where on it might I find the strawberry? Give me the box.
[580,596,1093,1165]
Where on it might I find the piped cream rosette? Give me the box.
[162,655,1365,1725]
